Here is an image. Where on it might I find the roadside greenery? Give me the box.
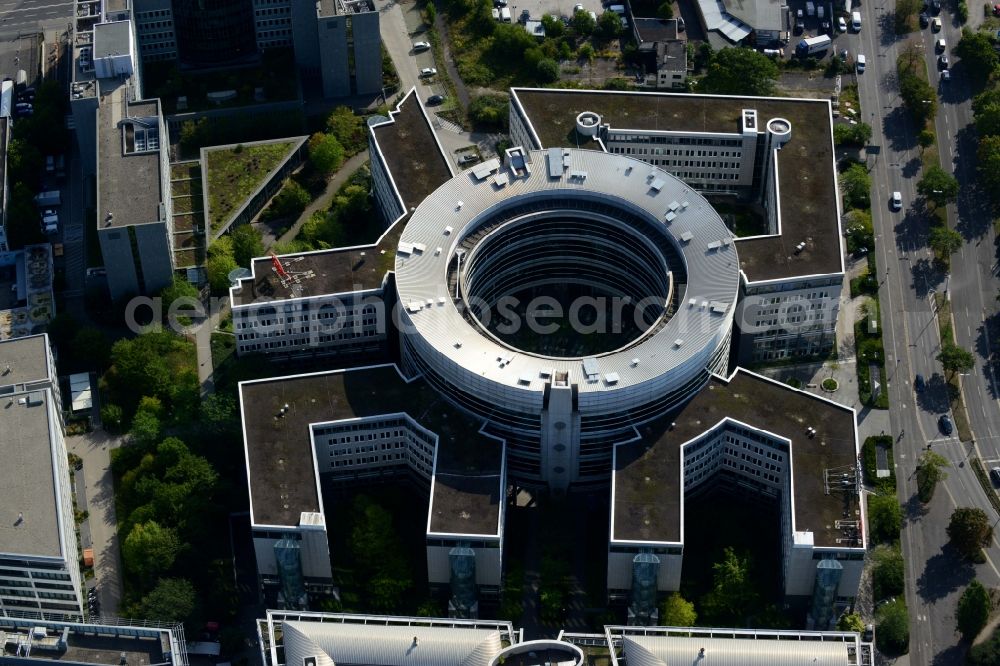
[861,435,896,493]
[956,580,991,638]
[701,48,779,97]
[841,163,872,210]
[897,45,937,127]
[917,450,950,502]
[947,506,994,560]
[876,598,910,654]
[833,122,873,147]
[955,28,999,85]
[917,166,960,207]
[973,78,1000,204]
[872,545,905,600]
[970,624,1000,664]
[837,612,865,632]
[869,495,903,544]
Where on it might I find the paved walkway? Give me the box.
[67,431,124,617]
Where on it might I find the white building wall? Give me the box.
[740,277,842,362]
[604,130,750,193]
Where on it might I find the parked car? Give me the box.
[426,94,446,105]
[938,54,949,69]
[939,414,954,435]
[794,19,805,33]
[891,191,902,210]
[935,38,946,52]
[458,154,479,165]
[931,16,942,30]
[419,67,437,77]
[930,0,941,13]
[412,41,431,52]
[856,54,866,73]
[919,11,929,26]
[941,68,950,81]
[990,467,1000,485]
[863,624,874,642]
[914,374,925,391]
[838,16,848,31]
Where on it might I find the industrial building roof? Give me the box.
[264,612,516,666]
[510,88,843,283]
[0,617,184,666]
[370,88,454,212]
[0,388,63,558]
[633,17,681,43]
[96,82,164,230]
[616,627,865,666]
[613,368,860,548]
[722,0,783,34]
[239,365,503,533]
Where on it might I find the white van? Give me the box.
[851,11,862,30]
[608,4,626,13]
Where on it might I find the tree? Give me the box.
[540,14,565,37]
[928,226,963,258]
[868,494,902,543]
[537,58,560,83]
[129,409,161,445]
[937,340,975,378]
[6,182,45,250]
[898,67,936,125]
[977,135,1000,198]
[468,94,510,129]
[834,122,873,146]
[974,101,1000,138]
[917,165,959,206]
[876,598,910,654]
[308,132,346,176]
[424,1,436,24]
[265,179,311,221]
[160,278,200,326]
[491,23,537,60]
[969,625,1000,664]
[101,403,124,432]
[140,578,197,624]
[207,252,238,294]
[957,580,991,638]
[894,0,920,33]
[916,450,949,502]
[838,612,865,633]
[844,209,874,254]
[231,224,265,268]
[841,163,872,210]
[702,47,779,96]
[325,106,366,155]
[660,592,697,626]
[595,10,623,40]
[872,545,905,600]
[955,28,1000,84]
[657,1,674,18]
[919,129,936,149]
[122,520,181,581]
[571,9,596,36]
[701,547,759,624]
[948,507,994,559]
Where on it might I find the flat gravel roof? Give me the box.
[614,369,859,548]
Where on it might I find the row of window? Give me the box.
[137,8,172,18]
[256,17,291,27]
[257,28,291,39]
[139,32,175,42]
[607,135,744,147]
[255,6,290,15]
[137,20,173,30]
[238,328,381,350]
[237,319,380,338]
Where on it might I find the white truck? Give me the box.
[500,6,511,22]
[796,34,832,56]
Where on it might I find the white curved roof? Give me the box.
[395,148,740,395]
[622,634,856,666]
[282,620,504,666]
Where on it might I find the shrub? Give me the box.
[957,580,991,638]
[872,546,905,600]
[868,494,902,543]
[876,598,910,654]
[536,58,560,83]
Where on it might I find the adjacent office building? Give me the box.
[0,116,9,252]
[132,0,382,98]
[0,335,84,621]
[0,616,187,665]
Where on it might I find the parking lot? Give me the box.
[0,33,40,83]
[503,0,604,24]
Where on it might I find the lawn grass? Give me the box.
[934,293,974,441]
[205,141,296,233]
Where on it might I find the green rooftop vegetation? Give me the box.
[205,141,297,233]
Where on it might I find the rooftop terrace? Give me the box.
[230,221,402,306]
[240,365,502,533]
[511,88,843,283]
[614,369,859,547]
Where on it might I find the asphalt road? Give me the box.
[850,1,1000,662]
[0,0,73,41]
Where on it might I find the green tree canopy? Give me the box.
[916,449,949,502]
[122,520,181,582]
[977,135,1000,199]
[702,47,779,96]
[107,330,199,417]
[868,494,902,543]
[349,495,414,611]
[468,94,510,129]
[701,547,759,625]
[537,58,560,83]
[325,106,366,155]
[876,598,910,654]
[957,580,991,638]
[948,507,994,559]
[207,253,238,294]
[834,122,873,146]
[844,208,874,254]
[955,28,1000,85]
[6,182,45,250]
[540,14,565,37]
[661,592,697,626]
[837,612,865,633]
[917,165,959,205]
[928,226,963,258]
[140,578,197,625]
[841,163,872,210]
[595,11,624,40]
[898,68,936,125]
[872,545,905,600]
[308,132,346,176]
[571,9,596,35]
[231,224,265,268]
[969,624,1000,664]
[937,340,975,377]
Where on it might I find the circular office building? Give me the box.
[395,148,739,488]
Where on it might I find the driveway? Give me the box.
[67,430,124,617]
